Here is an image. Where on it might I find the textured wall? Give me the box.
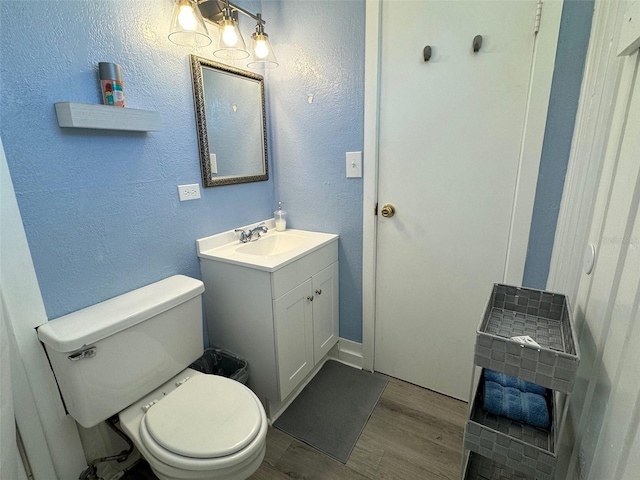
[0,0,274,320]
[263,0,365,342]
[1,0,592,343]
[523,0,594,289]
[0,137,86,480]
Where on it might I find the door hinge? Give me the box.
[534,0,543,34]
[374,202,378,216]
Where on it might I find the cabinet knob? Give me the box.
[315,289,322,295]
[307,295,314,302]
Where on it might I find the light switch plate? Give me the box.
[346,151,362,178]
[178,184,201,201]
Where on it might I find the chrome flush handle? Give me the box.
[68,346,96,361]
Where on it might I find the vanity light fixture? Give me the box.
[247,14,279,69]
[168,0,278,68]
[213,0,248,60]
[168,0,212,47]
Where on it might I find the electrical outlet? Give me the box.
[177,184,201,201]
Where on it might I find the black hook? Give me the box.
[423,45,432,62]
[473,35,483,53]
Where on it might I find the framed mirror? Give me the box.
[190,55,268,187]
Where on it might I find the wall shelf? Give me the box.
[54,102,161,132]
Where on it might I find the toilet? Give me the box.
[37,275,267,480]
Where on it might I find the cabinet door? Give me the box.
[274,279,314,401]
[312,261,339,364]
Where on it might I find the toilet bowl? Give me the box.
[36,275,267,480]
[119,369,267,480]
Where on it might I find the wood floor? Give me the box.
[122,375,468,480]
[253,375,467,480]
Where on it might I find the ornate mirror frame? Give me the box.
[190,55,269,187]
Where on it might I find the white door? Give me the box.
[374,0,542,400]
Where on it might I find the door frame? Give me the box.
[361,0,565,372]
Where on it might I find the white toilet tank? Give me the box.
[37,275,205,428]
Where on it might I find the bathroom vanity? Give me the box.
[197,222,339,419]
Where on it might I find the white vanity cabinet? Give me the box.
[310,261,339,363]
[273,280,315,401]
[198,231,338,418]
[274,261,339,400]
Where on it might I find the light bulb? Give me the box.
[222,24,238,47]
[254,37,269,59]
[177,4,197,31]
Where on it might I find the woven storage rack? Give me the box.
[464,451,531,479]
[464,373,556,479]
[474,284,580,393]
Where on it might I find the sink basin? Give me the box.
[236,233,307,256]
[197,223,338,272]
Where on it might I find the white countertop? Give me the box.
[197,220,338,272]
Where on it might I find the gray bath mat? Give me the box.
[273,360,388,463]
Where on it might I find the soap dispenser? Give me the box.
[274,202,287,231]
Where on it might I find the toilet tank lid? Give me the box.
[37,275,204,353]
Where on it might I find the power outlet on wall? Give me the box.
[177,184,201,201]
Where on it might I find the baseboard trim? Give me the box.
[328,338,363,369]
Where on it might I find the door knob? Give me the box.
[307,295,314,302]
[380,204,395,218]
[315,289,322,295]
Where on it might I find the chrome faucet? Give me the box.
[235,223,268,243]
[250,223,269,237]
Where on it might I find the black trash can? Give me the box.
[190,347,249,385]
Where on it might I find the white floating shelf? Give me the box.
[54,102,161,132]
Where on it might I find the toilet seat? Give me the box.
[138,374,267,472]
[144,375,262,458]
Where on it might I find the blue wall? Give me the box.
[523,0,594,289]
[0,0,274,319]
[262,0,365,341]
[0,0,591,343]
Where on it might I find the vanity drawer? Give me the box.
[271,241,338,299]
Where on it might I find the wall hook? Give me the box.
[423,45,432,62]
[473,35,483,53]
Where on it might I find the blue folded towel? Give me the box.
[483,381,521,418]
[483,380,550,428]
[522,391,550,428]
[484,369,547,395]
